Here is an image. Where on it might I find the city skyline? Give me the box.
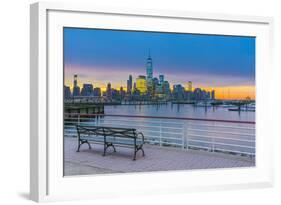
[64,28,255,100]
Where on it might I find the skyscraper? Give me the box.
[73,74,80,97]
[159,75,164,85]
[146,50,153,79]
[106,82,112,99]
[127,75,133,94]
[146,50,153,90]
[74,74,78,87]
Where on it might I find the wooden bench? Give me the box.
[76,125,145,160]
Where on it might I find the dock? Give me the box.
[64,103,104,117]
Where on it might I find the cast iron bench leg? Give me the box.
[103,142,116,156]
[133,138,137,160]
[77,140,91,152]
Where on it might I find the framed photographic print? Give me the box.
[30,2,274,202]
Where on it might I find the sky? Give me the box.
[64,27,255,100]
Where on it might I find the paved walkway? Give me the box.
[64,138,255,176]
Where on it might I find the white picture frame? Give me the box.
[30,2,274,202]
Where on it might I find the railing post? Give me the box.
[211,137,215,152]
[95,116,98,126]
[159,119,162,147]
[77,114,80,125]
[183,122,188,150]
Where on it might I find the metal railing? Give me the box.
[64,113,255,157]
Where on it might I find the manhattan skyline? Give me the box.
[64,27,255,100]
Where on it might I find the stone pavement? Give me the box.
[64,137,255,176]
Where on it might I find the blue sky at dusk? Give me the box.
[64,27,255,98]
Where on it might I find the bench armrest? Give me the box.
[136,132,145,144]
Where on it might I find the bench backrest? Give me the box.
[76,125,137,139]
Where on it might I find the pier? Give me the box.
[64,103,104,118]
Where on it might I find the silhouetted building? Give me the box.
[173,84,185,99]
[93,87,101,97]
[64,85,71,98]
[127,75,133,94]
[133,82,136,91]
[106,82,112,99]
[211,90,215,100]
[81,84,94,96]
[194,88,203,100]
[73,75,80,97]
[163,81,170,96]
[120,86,125,98]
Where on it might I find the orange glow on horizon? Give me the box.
[199,86,255,100]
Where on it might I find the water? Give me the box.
[104,103,255,122]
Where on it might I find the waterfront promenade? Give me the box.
[64,138,254,176]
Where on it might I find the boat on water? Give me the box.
[194,102,212,107]
[220,104,236,108]
[228,105,255,112]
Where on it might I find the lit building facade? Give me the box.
[136,75,147,94]
[188,81,192,92]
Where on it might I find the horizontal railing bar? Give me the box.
[64,128,254,141]
[64,113,255,124]
[63,135,254,156]
[188,128,255,137]
[99,118,184,125]
[64,118,255,129]
[186,122,255,130]
[64,130,255,145]
[188,139,255,149]
[65,117,255,130]
[158,136,183,141]
[100,118,255,130]
[213,148,255,156]
[187,144,211,150]
[188,134,255,143]
[188,144,255,156]
[211,142,255,149]
[64,125,254,140]
[98,122,183,131]
[64,129,183,138]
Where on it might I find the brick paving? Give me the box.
[64,137,255,176]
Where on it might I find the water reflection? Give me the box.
[105,102,254,121]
